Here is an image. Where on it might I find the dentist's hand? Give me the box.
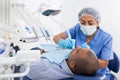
[81,42,90,48]
[58,38,75,49]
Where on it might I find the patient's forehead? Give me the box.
[70,46,90,58]
[74,46,89,54]
[78,48,97,59]
[78,48,90,57]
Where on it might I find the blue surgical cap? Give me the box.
[78,7,101,22]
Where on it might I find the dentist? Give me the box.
[53,7,113,79]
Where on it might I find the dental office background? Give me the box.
[0,0,120,77]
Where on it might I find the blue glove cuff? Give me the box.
[58,38,75,49]
[58,39,65,47]
[81,42,90,48]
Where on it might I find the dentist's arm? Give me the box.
[98,59,109,69]
[53,32,67,44]
[53,32,75,49]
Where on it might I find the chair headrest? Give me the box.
[108,52,120,73]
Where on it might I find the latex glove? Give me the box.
[81,42,90,48]
[58,38,75,49]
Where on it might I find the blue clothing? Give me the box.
[65,23,113,77]
[21,59,74,80]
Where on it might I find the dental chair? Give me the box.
[22,52,120,80]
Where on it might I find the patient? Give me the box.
[67,47,98,76]
[21,46,99,80]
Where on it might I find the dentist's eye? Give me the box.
[81,22,85,25]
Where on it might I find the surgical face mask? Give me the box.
[80,24,97,36]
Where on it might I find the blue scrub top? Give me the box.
[65,23,113,77]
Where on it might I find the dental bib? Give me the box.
[40,44,72,65]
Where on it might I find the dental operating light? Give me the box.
[37,0,61,16]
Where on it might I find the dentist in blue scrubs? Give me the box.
[53,7,113,80]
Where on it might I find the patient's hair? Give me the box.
[73,49,99,76]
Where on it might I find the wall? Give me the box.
[0,0,10,39]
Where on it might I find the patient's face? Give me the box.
[68,46,89,60]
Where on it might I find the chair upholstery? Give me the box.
[108,52,120,73]
[23,76,32,80]
[108,52,120,80]
[110,74,117,80]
